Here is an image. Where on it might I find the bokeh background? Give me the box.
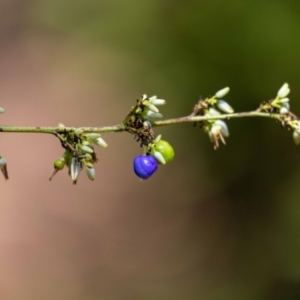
[0,0,300,299]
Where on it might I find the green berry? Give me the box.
[151,140,175,164]
[54,157,65,170]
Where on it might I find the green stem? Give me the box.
[0,111,277,134]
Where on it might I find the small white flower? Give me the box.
[217,100,234,114]
[215,87,230,99]
[0,107,4,113]
[277,83,290,98]
[215,120,229,137]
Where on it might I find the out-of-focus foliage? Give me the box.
[0,0,300,299]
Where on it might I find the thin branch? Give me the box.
[0,111,278,134]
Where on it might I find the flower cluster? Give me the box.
[192,87,233,149]
[258,83,291,115]
[123,95,175,179]
[123,94,166,147]
[50,128,108,184]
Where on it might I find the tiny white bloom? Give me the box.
[215,87,230,98]
[277,83,290,98]
[0,107,4,113]
[215,120,229,137]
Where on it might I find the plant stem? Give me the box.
[0,111,277,134]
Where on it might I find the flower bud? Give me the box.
[149,96,166,106]
[217,100,234,113]
[74,129,84,135]
[293,130,300,145]
[277,83,290,98]
[215,87,230,98]
[70,157,82,184]
[80,145,94,154]
[153,151,166,165]
[207,108,221,116]
[0,156,8,180]
[86,167,96,181]
[279,107,289,114]
[146,111,163,118]
[148,104,159,113]
[95,137,108,148]
[143,121,152,129]
[86,133,101,140]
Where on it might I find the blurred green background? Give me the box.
[0,0,300,299]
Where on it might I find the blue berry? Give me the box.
[133,155,158,179]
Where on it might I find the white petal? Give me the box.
[0,107,5,113]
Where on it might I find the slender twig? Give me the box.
[0,111,278,134]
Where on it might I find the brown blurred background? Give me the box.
[0,0,300,299]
